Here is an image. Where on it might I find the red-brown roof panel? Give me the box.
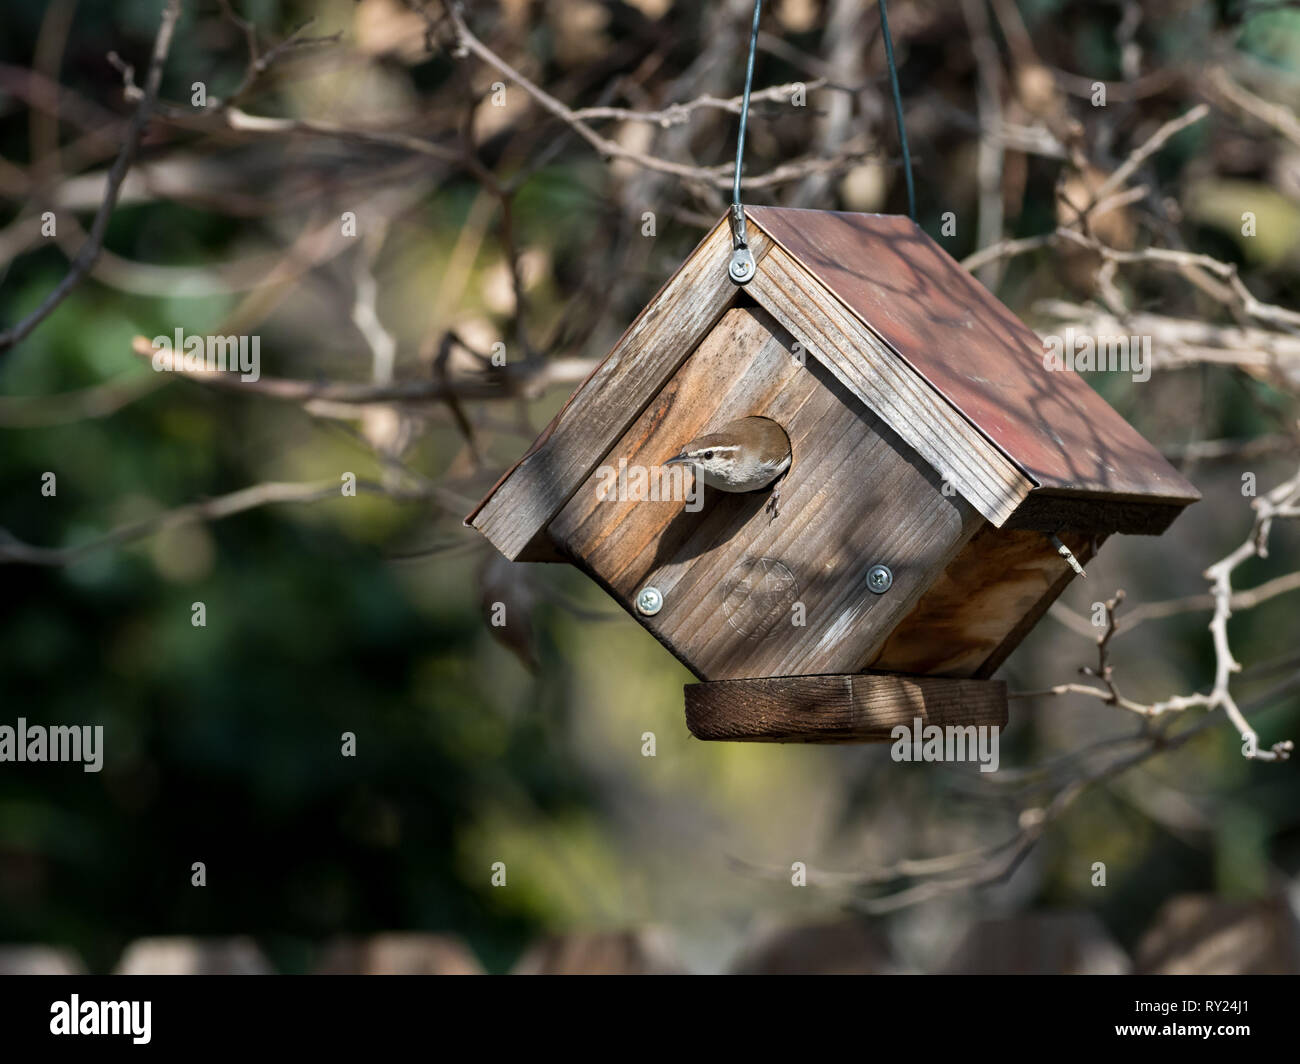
[746,206,1199,504]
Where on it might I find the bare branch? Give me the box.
[444,3,882,191]
[0,478,434,568]
[1091,103,1209,206]
[0,0,182,355]
[128,336,594,404]
[1204,65,1300,148]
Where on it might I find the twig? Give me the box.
[1052,228,1300,330]
[444,3,880,191]
[962,0,1007,289]
[961,233,1053,272]
[350,224,396,385]
[0,478,434,567]
[570,79,826,127]
[1091,103,1209,205]
[0,0,182,354]
[1204,65,1300,148]
[0,373,162,427]
[1023,470,1300,761]
[128,336,594,403]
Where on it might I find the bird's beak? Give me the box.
[664,453,691,466]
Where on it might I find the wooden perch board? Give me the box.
[685,673,1009,743]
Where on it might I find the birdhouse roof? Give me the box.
[468,207,1198,561]
[745,206,1197,507]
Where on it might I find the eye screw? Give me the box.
[728,248,755,284]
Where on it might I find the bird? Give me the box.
[664,416,792,516]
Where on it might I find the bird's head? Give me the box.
[663,416,791,492]
[664,433,742,483]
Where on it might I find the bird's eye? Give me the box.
[703,450,714,460]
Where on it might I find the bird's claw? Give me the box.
[765,484,781,519]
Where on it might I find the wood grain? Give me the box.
[870,527,1102,677]
[975,531,1108,679]
[549,304,983,681]
[469,218,771,559]
[685,673,1008,742]
[747,243,1034,527]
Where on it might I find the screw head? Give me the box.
[636,585,664,615]
[728,250,755,284]
[867,564,893,594]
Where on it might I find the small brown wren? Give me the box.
[665,415,792,515]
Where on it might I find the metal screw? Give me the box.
[636,585,664,616]
[728,248,755,284]
[867,564,893,594]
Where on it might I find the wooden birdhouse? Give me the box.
[466,208,1199,743]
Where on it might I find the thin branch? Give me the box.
[1204,65,1300,148]
[1021,470,1300,761]
[570,79,826,127]
[1091,103,1209,206]
[0,478,434,567]
[0,373,162,427]
[961,233,1053,272]
[962,0,1007,290]
[128,335,594,403]
[444,3,881,191]
[0,0,182,355]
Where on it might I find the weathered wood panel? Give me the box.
[685,673,1008,742]
[549,304,982,681]
[747,243,1034,527]
[468,219,771,559]
[869,527,1103,677]
[974,531,1108,678]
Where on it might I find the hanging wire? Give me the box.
[731,0,913,223]
[733,0,764,207]
[726,0,764,283]
[877,0,915,220]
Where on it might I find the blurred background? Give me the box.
[1,0,1298,974]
